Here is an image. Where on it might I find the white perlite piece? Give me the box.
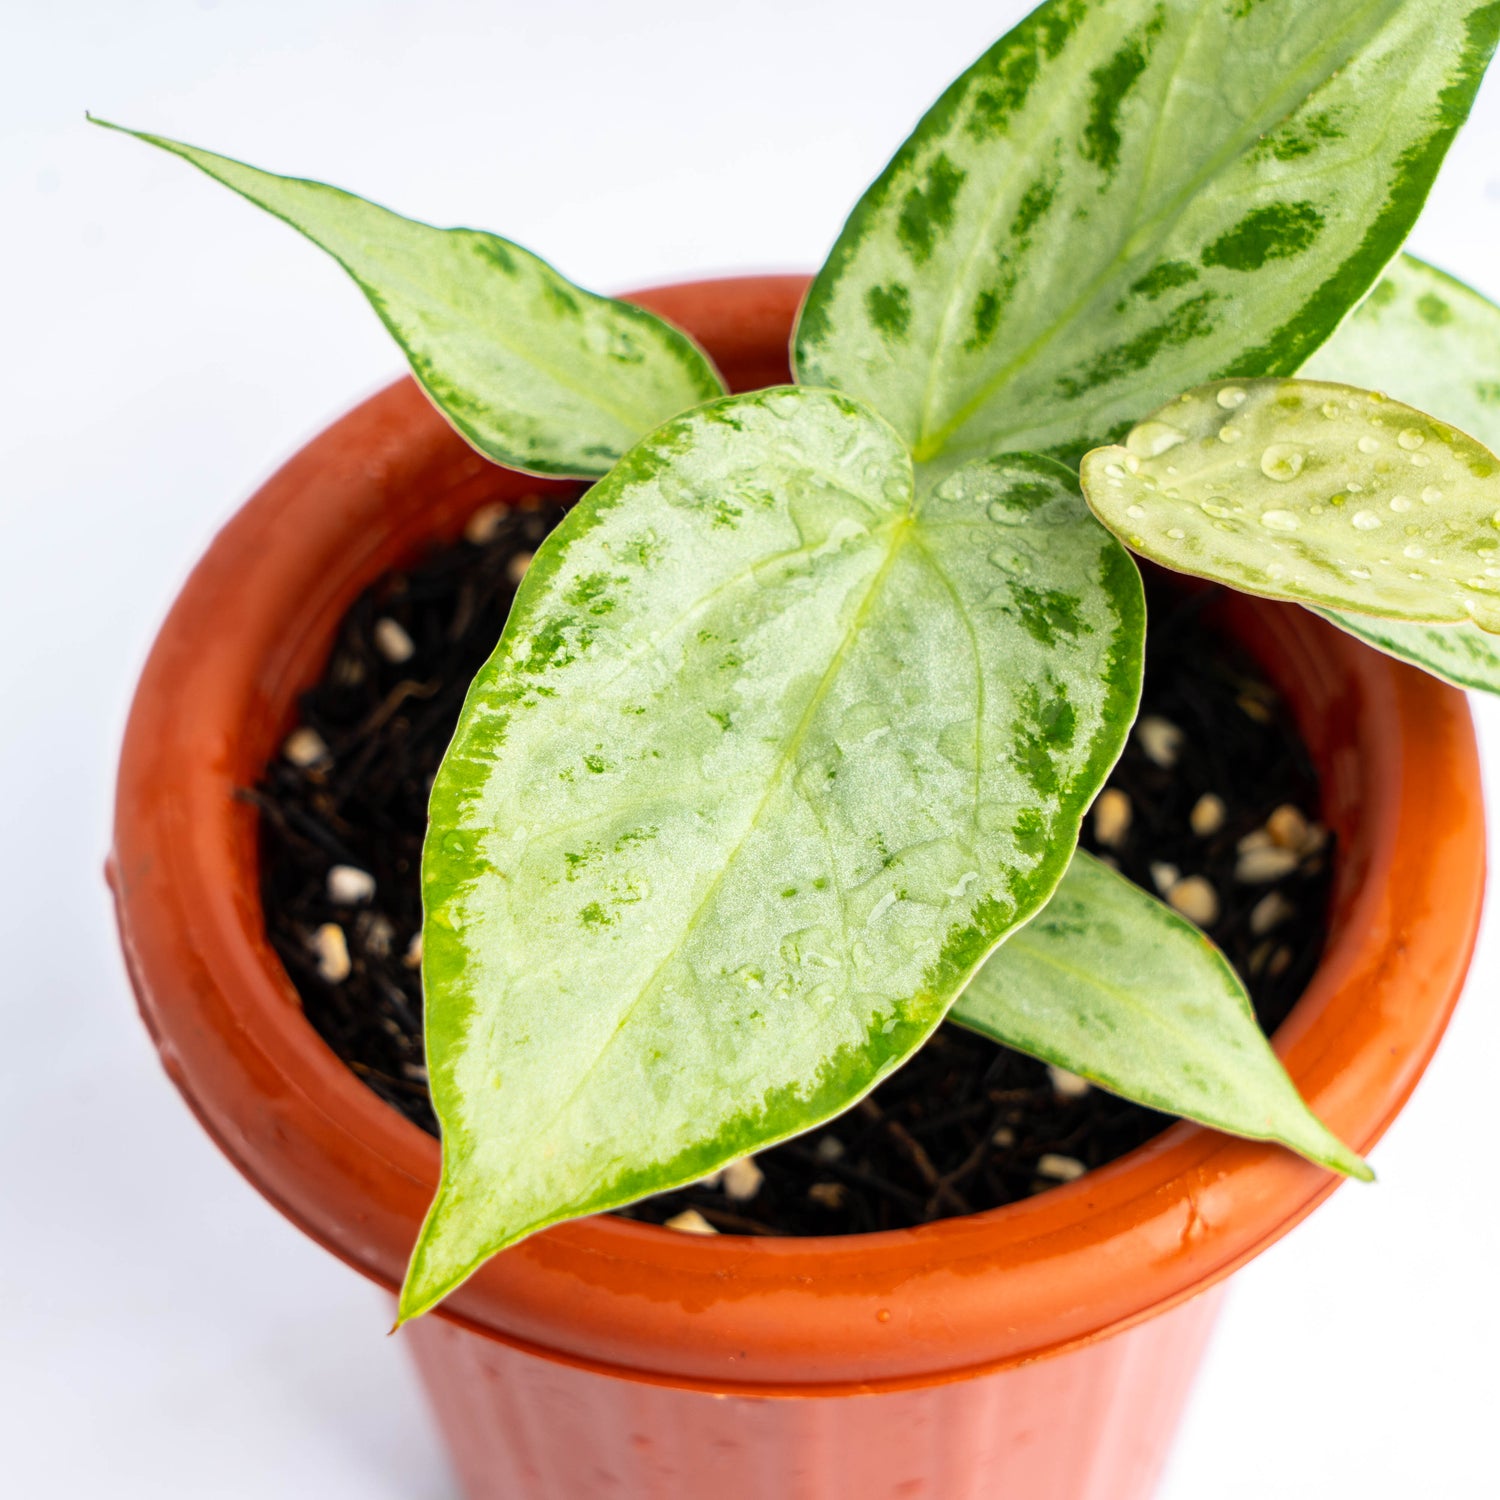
[1150,861,1181,896]
[1267,804,1310,851]
[373,616,416,663]
[1036,1153,1087,1183]
[663,1209,717,1235]
[506,551,534,585]
[1189,793,1226,837]
[808,1182,848,1209]
[404,931,423,968]
[815,1136,846,1162]
[1135,715,1183,768]
[282,726,330,768]
[310,923,351,983]
[463,503,506,545]
[722,1156,765,1201]
[1092,787,1132,848]
[327,865,377,904]
[1167,875,1220,928]
[1236,845,1300,884]
[1048,1065,1092,1100]
[1250,890,1296,936]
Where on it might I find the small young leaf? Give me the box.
[1307,254,1500,689]
[951,851,1370,1179]
[401,392,1143,1319]
[1081,378,1500,632]
[795,0,1500,474]
[90,118,726,476]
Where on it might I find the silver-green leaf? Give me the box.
[91,118,726,477]
[1307,254,1500,689]
[794,0,1500,476]
[1081,378,1500,631]
[951,850,1370,1179]
[401,390,1143,1319]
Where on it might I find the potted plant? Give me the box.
[105,1,1497,1495]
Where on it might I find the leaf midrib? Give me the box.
[911,0,1402,463]
[514,512,917,1168]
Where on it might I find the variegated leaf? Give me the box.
[1306,255,1500,689]
[91,118,726,477]
[401,391,1143,1319]
[1082,378,1500,631]
[795,0,1500,477]
[951,851,1370,1178]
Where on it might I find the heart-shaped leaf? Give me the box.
[951,851,1369,1178]
[795,0,1500,475]
[401,391,1143,1319]
[1081,378,1500,631]
[91,118,726,477]
[1306,254,1500,689]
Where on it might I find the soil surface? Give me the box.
[256,494,1332,1237]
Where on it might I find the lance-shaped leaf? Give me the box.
[90,118,726,477]
[951,851,1370,1178]
[1306,255,1500,689]
[794,0,1500,475]
[401,392,1144,1319]
[1081,378,1500,632]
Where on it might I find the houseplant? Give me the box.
[102,0,1488,1494]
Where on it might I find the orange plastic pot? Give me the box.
[110,276,1486,1500]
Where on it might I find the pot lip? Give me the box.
[110,273,1487,1395]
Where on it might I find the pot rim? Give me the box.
[110,274,1486,1394]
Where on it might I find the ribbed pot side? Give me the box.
[110,276,1486,1500]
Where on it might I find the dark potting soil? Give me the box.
[255,493,1333,1237]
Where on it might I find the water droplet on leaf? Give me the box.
[1260,509,1300,532]
[1260,445,1305,481]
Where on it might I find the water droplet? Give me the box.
[1346,481,1364,493]
[1398,429,1425,451]
[1410,452,1431,467]
[1126,421,1187,458]
[1126,504,1146,519]
[1352,510,1382,531]
[1260,509,1300,532]
[1261,445,1305,481]
[987,498,1030,525]
[1200,499,1236,519]
[1218,425,1244,445]
[1321,402,1341,419]
[1104,462,1127,480]
[1409,572,1426,580]
[1467,576,1500,592]
[1486,567,1500,579]
[1357,436,1380,454]
[1404,543,1426,560]
[937,722,979,771]
[1166,527,1185,540]
[1217,386,1248,409]
[987,547,1032,575]
[1265,562,1289,580]
[1423,487,1444,505]
[1389,495,1412,512]
[1349,566,1372,579]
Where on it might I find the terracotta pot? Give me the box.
[110,276,1486,1500]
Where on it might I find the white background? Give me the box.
[4,2,1498,1495]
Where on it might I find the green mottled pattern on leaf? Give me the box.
[952,851,1370,1178]
[92,119,725,477]
[401,390,1143,1319]
[1307,254,1500,689]
[795,0,1500,475]
[1082,378,1500,631]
